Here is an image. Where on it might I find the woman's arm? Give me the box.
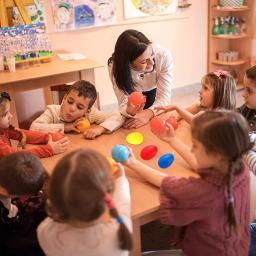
[108,63,132,117]
[149,45,174,112]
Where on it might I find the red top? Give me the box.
[160,166,250,256]
[0,128,55,159]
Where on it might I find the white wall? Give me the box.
[16,0,208,122]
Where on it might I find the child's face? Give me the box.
[242,75,256,109]
[199,82,214,109]
[0,101,13,129]
[191,138,220,169]
[60,90,91,122]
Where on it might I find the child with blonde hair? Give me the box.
[155,70,236,124]
[37,149,132,256]
[125,110,252,255]
[30,80,125,139]
[0,92,69,159]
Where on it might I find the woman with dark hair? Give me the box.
[108,29,174,129]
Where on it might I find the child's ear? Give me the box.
[87,108,91,114]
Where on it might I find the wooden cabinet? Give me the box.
[208,0,253,89]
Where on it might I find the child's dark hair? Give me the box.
[108,29,151,94]
[67,80,97,109]
[201,71,236,110]
[245,65,256,83]
[0,152,47,196]
[0,92,11,106]
[48,149,133,250]
[191,110,252,229]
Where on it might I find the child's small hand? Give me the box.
[83,126,106,140]
[64,122,80,133]
[48,135,70,155]
[156,123,176,143]
[154,105,177,115]
[113,163,126,179]
[123,147,137,166]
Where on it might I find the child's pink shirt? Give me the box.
[160,166,250,256]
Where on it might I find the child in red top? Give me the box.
[125,111,252,256]
[0,92,69,159]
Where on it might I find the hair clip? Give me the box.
[228,196,234,204]
[103,193,115,209]
[213,70,228,78]
[116,215,124,224]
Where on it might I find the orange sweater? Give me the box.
[0,127,54,159]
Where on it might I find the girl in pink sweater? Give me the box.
[126,110,252,256]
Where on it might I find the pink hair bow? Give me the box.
[213,70,228,78]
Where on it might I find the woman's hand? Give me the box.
[126,96,146,116]
[123,109,154,129]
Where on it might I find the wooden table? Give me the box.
[40,120,198,255]
[0,55,103,126]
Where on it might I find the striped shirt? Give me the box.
[245,133,256,175]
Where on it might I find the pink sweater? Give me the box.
[160,166,250,256]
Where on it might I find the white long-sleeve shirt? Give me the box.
[30,105,125,133]
[108,44,174,117]
[37,176,131,256]
[245,133,256,175]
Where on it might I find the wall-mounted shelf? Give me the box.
[211,34,249,39]
[208,0,253,90]
[212,59,249,66]
[212,6,250,12]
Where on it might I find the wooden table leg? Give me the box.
[43,87,54,105]
[131,218,141,256]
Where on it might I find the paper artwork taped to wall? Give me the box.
[124,0,178,19]
[12,0,46,25]
[51,0,116,31]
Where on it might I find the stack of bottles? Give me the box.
[212,16,247,35]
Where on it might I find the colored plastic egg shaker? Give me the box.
[166,117,178,130]
[128,91,144,106]
[111,145,129,163]
[107,157,118,174]
[158,153,174,168]
[126,132,144,145]
[140,145,158,160]
[76,118,90,132]
[150,116,166,134]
